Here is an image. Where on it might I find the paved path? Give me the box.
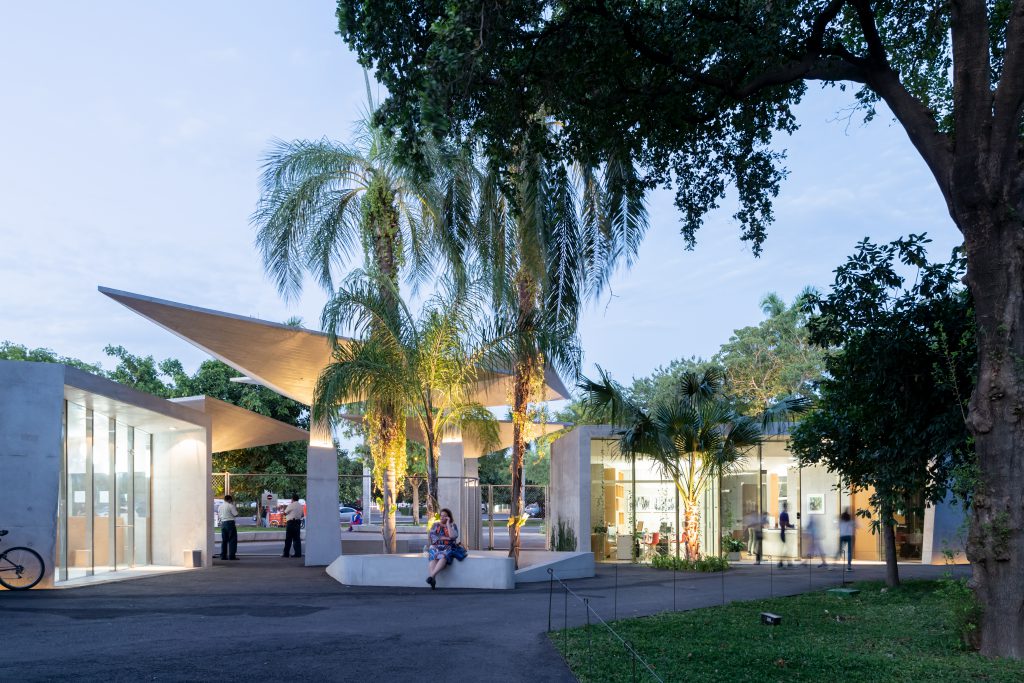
[0,560,968,682]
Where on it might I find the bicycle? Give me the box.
[0,530,45,590]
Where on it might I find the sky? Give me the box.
[0,2,964,395]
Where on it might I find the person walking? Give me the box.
[806,515,829,569]
[219,495,239,560]
[837,509,855,570]
[282,493,303,558]
[777,502,793,568]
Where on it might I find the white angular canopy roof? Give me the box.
[100,287,570,408]
[171,395,309,453]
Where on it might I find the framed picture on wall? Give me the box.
[807,493,825,514]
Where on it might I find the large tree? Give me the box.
[790,235,975,588]
[338,1,1024,656]
[252,90,460,552]
[317,270,500,526]
[466,150,646,566]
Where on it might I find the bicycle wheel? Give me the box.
[0,546,45,590]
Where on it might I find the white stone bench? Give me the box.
[326,552,515,590]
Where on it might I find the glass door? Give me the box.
[115,421,133,570]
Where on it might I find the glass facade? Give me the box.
[57,400,152,582]
[590,436,923,564]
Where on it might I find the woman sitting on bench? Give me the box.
[426,508,462,589]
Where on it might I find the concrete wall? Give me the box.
[799,463,842,556]
[0,361,64,587]
[549,426,616,553]
[305,428,341,566]
[152,430,211,567]
[922,493,968,564]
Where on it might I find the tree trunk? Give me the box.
[508,366,529,569]
[879,502,901,588]
[426,438,440,519]
[381,459,397,554]
[411,478,420,525]
[682,501,701,560]
[962,209,1024,657]
[508,273,539,570]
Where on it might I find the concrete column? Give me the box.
[305,422,340,566]
[463,457,480,549]
[438,441,465,532]
[362,466,372,520]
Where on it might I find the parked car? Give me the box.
[339,506,359,524]
[525,502,543,518]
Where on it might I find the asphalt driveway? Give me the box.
[0,558,968,682]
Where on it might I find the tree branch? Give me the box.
[950,0,994,172]
[991,0,1024,180]
[866,67,955,212]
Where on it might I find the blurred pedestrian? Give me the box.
[806,515,829,568]
[837,509,855,570]
[777,502,793,568]
[282,493,303,558]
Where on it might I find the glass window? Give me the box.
[93,412,114,574]
[115,421,132,569]
[64,402,90,580]
[133,429,151,566]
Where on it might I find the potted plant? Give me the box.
[722,535,745,561]
[591,524,609,559]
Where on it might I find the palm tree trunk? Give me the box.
[508,273,538,569]
[411,478,420,525]
[425,435,440,519]
[509,367,529,569]
[382,458,397,553]
[683,500,701,560]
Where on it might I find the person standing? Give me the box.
[837,509,855,570]
[282,493,303,558]
[219,495,239,561]
[777,502,793,568]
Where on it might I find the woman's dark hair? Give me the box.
[224,495,233,502]
[440,508,455,525]
[841,511,851,522]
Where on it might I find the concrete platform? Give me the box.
[325,549,595,590]
[326,551,515,589]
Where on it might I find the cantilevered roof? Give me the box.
[341,415,571,459]
[171,395,309,452]
[100,287,570,407]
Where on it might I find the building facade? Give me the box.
[550,425,967,565]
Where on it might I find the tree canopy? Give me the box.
[789,235,975,586]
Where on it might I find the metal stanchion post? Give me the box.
[564,585,569,654]
[585,598,592,681]
[721,563,725,605]
[614,562,619,620]
[548,568,554,632]
[770,554,774,597]
[673,564,677,611]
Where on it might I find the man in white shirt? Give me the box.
[282,494,303,558]
[219,495,239,560]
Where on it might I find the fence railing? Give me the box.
[547,568,663,683]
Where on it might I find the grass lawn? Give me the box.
[551,579,1023,682]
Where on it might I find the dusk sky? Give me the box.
[1,2,963,394]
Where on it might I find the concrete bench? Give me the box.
[326,552,515,590]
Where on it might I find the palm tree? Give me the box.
[470,149,647,566]
[315,270,502,548]
[581,366,774,559]
[252,84,471,552]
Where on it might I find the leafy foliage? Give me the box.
[790,235,975,582]
[649,553,729,572]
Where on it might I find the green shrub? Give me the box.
[552,518,578,551]
[649,554,729,572]
[936,573,982,650]
[721,535,746,552]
